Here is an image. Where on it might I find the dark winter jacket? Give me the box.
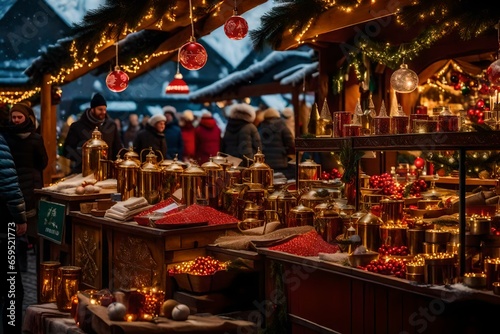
[0,133,27,229]
[195,116,221,164]
[4,118,48,212]
[164,117,184,160]
[63,108,123,174]
[133,123,168,161]
[258,117,295,170]
[221,104,261,166]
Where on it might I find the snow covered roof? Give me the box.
[189,49,317,101]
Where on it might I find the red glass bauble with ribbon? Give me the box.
[179,42,208,71]
[106,67,129,92]
[224,15,248,40]
[486,59,500,86]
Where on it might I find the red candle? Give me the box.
[391,116,409,134]
[373,116,390,135]
[333,111,352,137]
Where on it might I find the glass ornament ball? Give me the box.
[179,42,208,71]
[390,64,419,93]
[224,15,249,40]
[486,59,500,86]
[414,157,425,169]
[106,67,129,92]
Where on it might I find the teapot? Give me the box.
[201,158,224,209]
[314,202,343,242]
[242,148,273,189]
[242,201,265,221]
[115,150,140,201]
[82,127,108,181]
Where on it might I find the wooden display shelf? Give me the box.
[420,175,497,186]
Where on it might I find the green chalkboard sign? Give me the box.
[38,200,66,244]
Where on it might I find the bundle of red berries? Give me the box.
[168,256,228,276]
[320,168,343,180]
[364,258,406,278]
[378,244,409,256]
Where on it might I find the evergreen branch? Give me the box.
[339,140,364,183]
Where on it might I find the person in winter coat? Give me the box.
[180,110,196,163]
[282,107,295,138]
[195,110,221,164]
[133,114,168,161]
[63,93,123,174]
[0,132,27,334]
[163,106,184,160]
[258,107,295,179]
[3,103,48,271]
[221,103,262,166]
[122,113,141,148]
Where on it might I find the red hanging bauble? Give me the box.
[486,59,500,86]
[414,157,425,169]
[179,42,207,71]
[106,66,129,92]
[224,14,248,40]
[166,72,190,94]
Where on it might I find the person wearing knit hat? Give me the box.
[221,103,261,165]
[4,102,48,272]
[63,92,123,174]
[258,107,295,179]
[134,113,167,162]
[90,93,107,109]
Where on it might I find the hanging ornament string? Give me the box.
[179,0,208,70]
[106,40,130,92]
[166,49,189,94]
[224,0,249,40]
[390,44,418,93]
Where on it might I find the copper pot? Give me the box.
[116,153,140,201]
[314,202,343,243]
[242,148,273,189]
[201,158,224,209]
[162,157,184,200]
[356,213,383,251]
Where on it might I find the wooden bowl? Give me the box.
[463,273,487,289]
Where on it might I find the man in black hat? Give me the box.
[63,93,123,174]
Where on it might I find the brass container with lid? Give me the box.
[181,163,208,206]
[137,148,163,204]
[242,148,273,189]
[82,127,109,180]
[116,152,140,201]
[356,213,383,251]
[298,159,321,188]
[201,157,224,209]
[314,202,343,243]
[287,203,315,228]
[162,157,185,200]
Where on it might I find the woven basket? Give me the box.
[172,270,237,294]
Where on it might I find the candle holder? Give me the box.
[390,115,409,134]
[342,123,361,137]
[56,266,81,312]
[39,261,61,303]
[333,111,352,137]
[373,116,390,135]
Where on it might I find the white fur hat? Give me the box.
[148,113,167,126]
[162,105,177,115]
[229,103,256,123]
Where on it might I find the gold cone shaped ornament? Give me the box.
[317,98,333,137]
[307,103,320,136]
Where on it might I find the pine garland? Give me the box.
[421,150,500,178]
[339,140,364,183]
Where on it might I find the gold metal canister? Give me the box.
[138,149,163,204]
[181,163,208,206]
[162,158,185,200]
[82,127,109,180]
[56,266,81,312]
[39,261,60,303]
[201,158,224,209]
[116,154,140,201]
[242,148,273,189]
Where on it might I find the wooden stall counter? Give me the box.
[69,211,238,294]
[258,248,500,334]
